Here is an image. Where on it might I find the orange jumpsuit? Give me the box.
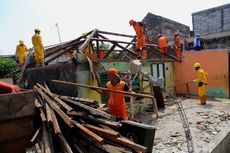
[32,33,44,66]
[106,80,128,120]
[158,36,168,58]
[174,36,181,60]
[132,22,146,51]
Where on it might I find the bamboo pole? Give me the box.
[52,80,153,99]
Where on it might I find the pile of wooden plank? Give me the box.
[26,83,148,153]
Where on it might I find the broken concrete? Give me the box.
[135,97,230,153]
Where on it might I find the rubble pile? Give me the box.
[25,83,148,153]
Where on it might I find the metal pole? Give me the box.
[56,23,62,46]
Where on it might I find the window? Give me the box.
[151,63,165,85]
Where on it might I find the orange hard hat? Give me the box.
[108,68,119,77]
[129,19,134,26]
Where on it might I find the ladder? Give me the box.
[170,95,194,153]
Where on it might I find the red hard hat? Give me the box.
[129,19,134,26]
[108,68,119,77]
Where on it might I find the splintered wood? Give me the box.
[26,83,148,153]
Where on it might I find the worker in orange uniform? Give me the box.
[32,28,44,67]
[158,34,168,59]
[97,68,129,121]
[129,19,146,59]
[173,33,181,61]
[15,40,29,66]
[192,63,208,105]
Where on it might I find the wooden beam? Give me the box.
[50,108,61,135]
[57,134,73,153]
[52,80,153,98]
[97,30,134,38]
[79,29,97,53]
[34,86,73,127]
[30,127,41,143]
[60,97,115,120]
[83,124,120,138]
[72,121,104,144]
[37,83,73,112]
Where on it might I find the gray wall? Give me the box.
[192,3,230,35]
[24,63,79,96]
[143,12,190,42]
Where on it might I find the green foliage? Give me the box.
[99,43,110,50]
[0,58,17,78]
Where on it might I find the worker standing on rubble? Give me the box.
[192,63,208,105]
[173,32,181,61]
[32,28,44,67]
[15,40,29,66]
[129,19,146,59]
[97,68,129,121]
[158,34,168,58]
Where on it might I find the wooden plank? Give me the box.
[37,83,73,112]
[34,99,42,108]
[67,110,89,117]
[45,103,53,123]
[73,121,104,144]
[34,143,42,153]
[42,123,52,153]
[83,124,120,138]
[87,115,121,128]
[57,134,73,153]
[0,90,35,120]
[102,144,132,153]
[50,108,61,135]
[30,127,41,143]
[61,97,115,120]
[34,86,73,127]
[39,108,47,122]
[105,136,147,153]
[52,80,153,98]
[60,95,99,106]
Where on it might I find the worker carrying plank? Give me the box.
[129,19,147,59]
[97,68,129,121]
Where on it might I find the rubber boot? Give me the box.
[201,95,206,105]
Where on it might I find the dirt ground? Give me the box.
[135,97,230,153]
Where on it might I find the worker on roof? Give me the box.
[194,34,201,51]
[192,63,208,105]
[173,32,181,61]
[158,34,168,59]
[97,68,129,121]
[32,28,44,67]
[129,19,146,59]
[15,40,29,66]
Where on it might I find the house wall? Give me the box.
[143,12,190,42]
[175,50,229,98]
[192,3,230,35]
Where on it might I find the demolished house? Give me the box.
[1,3,230,153]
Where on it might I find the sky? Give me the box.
[0,0,230,55]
